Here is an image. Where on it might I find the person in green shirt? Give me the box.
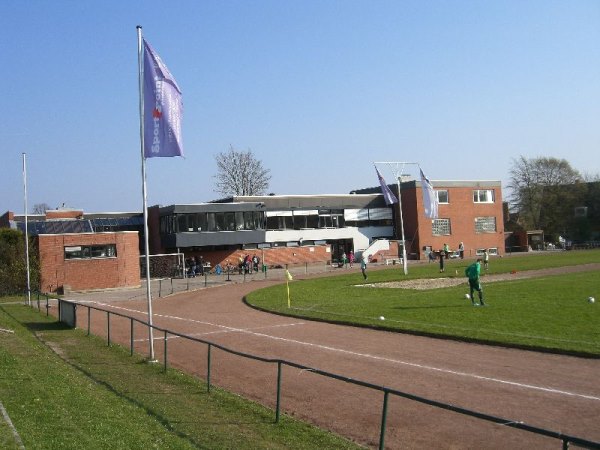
[465,258,486,306]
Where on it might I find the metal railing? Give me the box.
[32,296,600,450]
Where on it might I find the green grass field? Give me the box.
[0,304,359,449]
[246,250,600,356]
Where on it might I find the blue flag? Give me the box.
[143,39,183,158]
[375,167,398,205]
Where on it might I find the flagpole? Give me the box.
[22,153,31,306]
[394,166,408,275]
[137,25,155,361]
[375,161,419,275]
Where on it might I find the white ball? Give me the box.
[379,316,385,321]
[465,294,471,300]
[589,297,595,304]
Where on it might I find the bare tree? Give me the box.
[214,146,271,196]
[32,203,52,214]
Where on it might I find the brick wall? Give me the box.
[45,210,84,220]
[38,232,140,293]
[410,184,505,259]
[185,244,332,270]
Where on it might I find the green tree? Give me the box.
[0,228,39,296]
[508,156,584,240]
[214,146,271,197]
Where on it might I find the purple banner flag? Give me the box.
[143,39,183,158]
[375,167,398,205]
[420,168,439,219]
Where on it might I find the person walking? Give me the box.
[360,256,368,281]
[465,258,486,306]
[483,249,490,271]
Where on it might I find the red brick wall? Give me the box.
[186,244,332,269]
[38,232,140,293]
[45,210,84,220]
[0,211,14,228]
[410,184,505,259]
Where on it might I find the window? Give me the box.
[65,244,117,260]
[473,189,495,203]
[475,216,496,233]
[432,218,451,236]
[436,190,449,204]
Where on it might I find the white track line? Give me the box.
[0,400,25,449]
[89,302,600,402]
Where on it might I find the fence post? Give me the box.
[171,277,174,295]
[275,361,282,423]
[159,279,162,298]
[130,318,134,356]
[37,294,40,310]
[204,272,208,287]
[46,296,49,316]
[379,390,389,450]
[305,262,308,274]
[163,330,168,372]
[562,439,569,450]
[87,307,91,336]
[207,344,212,393]
[107,311,111,346]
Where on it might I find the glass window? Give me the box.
[197,213,207,231]
[207,213,217,231]
[235,212,245,230]
[473,190,495,203]
[266,216,280,230]
[224,212,235,231]
[177,214,187,232]
[475,216,497,233]
[436,190,449,203]
[432,218,451,236]
[65,244,117,260]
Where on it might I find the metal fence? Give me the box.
[25,295,599,450]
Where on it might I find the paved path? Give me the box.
[67,265,600,449]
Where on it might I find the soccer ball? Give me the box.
[465,294,471,300]
[589,297,595,304]
[379,316,385,321]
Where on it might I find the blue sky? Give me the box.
[2,0,599,213]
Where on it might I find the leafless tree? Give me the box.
[32,203,52,214]
[214,146,271,196]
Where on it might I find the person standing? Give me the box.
[465,258,486,306]
[483,249,490,271]
[341,251,348,268]
[438,250,445,273]
[443,243,450,259]
[349,251,355,268]
[360,256,368,281]
[458,242,465,259]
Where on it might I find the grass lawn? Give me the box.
[0,304,359,449]
[246,250,600,356]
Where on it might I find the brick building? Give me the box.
[1,209,141,293]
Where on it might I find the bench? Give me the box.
[385,257,402,265]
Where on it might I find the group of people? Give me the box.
[339,251,355,268]
[185,256,206,277]
[238,254,261,274]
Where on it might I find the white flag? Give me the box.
[420,169,439,219]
